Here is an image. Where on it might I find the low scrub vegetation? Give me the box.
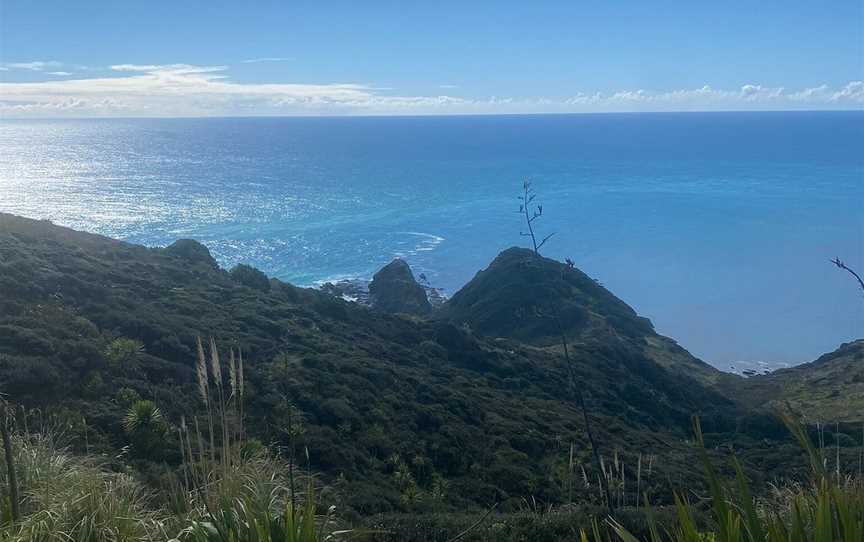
[1,400,861,541]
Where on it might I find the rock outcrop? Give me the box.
[162,239,218,269]
[368,258,432,315]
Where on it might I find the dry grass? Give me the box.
[0,431,169,542]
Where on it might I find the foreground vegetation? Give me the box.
[1,405,860,541]
[1,331,861,540]
[0,422,347,541]
[605,416,863,541]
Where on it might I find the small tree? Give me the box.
[105,337,144,370]
[123,400,167,458]
[518,179,555,254]
[831,257,864,297]
[123,400,168,458]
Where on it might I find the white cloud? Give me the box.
[830,81,864,103]
[789,84,830,102]
[560,83,859,111]
[0,63,861,117]
[46,71,73,76]
[438,84,459,89]
[109,64,228,75]
[241,57,292,63]
[3,60,62,71]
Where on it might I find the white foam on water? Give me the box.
[396,231,445,257]
[311,274,370,287]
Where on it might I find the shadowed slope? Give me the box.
[442,247,723,385]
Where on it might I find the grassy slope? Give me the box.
[725,339,864,423]
[0,213,844,515]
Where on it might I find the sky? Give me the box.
[1,1,862,117]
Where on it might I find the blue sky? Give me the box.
[1,1,862,116]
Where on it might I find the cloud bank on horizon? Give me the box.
[1,62,862,118]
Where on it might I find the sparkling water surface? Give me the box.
[1,112,862,369]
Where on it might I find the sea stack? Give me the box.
[368,258,432,315]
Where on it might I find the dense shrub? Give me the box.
[230,263,272,292]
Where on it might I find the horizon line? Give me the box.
[2,108,862,122]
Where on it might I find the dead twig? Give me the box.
[446,502,499,542]
[831,257,864,295]
[518,180,555,255]
[0,400,20,522]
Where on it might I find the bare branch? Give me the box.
[517,179,554,255]
[550,299,613,513]
[0,401,19,521]
[536,232,556,251]
[831,257,864,295]
[446,503,499,542]
[514,180,608,510]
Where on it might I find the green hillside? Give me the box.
[726,339,864,423]
[0,212,858,522]
[442,247,724,386]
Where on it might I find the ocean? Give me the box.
[1,112,862,369]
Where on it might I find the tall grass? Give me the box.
[175,479,351,542]
[600,413,864,542]
[0,338,352,542]
[0,431,168,542]
[171,338,354,541]
[560,440,656,511]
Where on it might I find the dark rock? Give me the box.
[425,286,447,308]
[162,239,218,269]
[320,279,371,305]
[368,259,432,315]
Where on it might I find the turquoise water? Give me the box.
[0,112,862,368]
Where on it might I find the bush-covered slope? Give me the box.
[442,247,722,386]
[726,340,864,423]
[0,213,815,514]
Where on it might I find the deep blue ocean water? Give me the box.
[1,112,862,369]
